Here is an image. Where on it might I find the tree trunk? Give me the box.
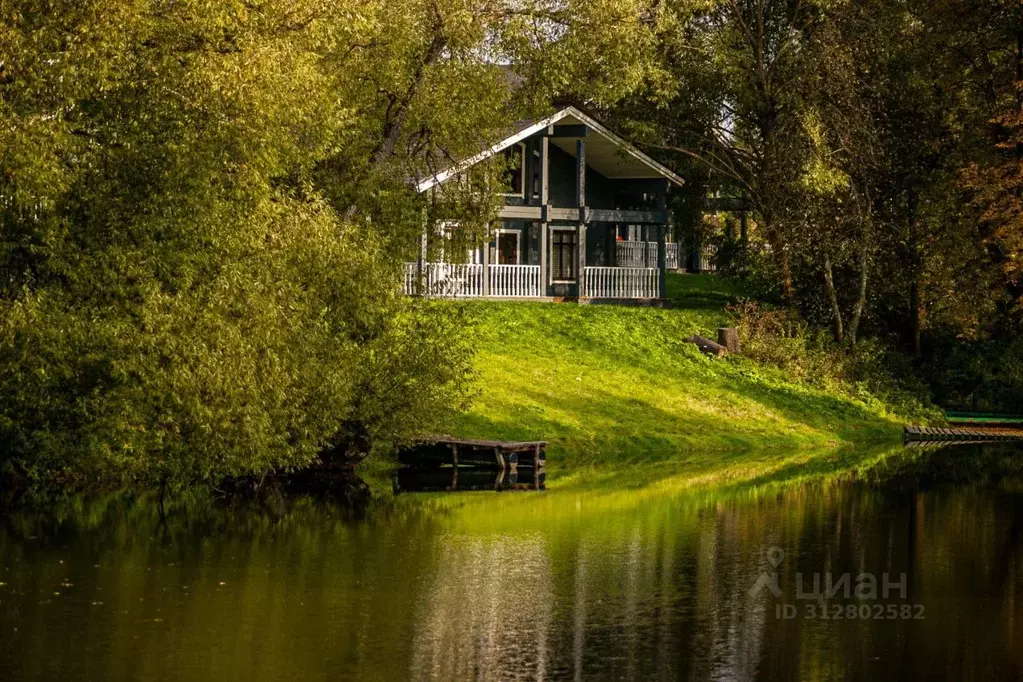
[761,209,794,302]
[822,252,844,343]
[848,244,869,346]
[910,279,923,358]
[368,32,446,169]
[342,19,447,222]
[779,246,794,303]
[907,185,923,358]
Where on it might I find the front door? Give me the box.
[551,229,578,282]
[497,232,519,264]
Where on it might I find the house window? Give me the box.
[552,229,578,282]
[501,143,525,197]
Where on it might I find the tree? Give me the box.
[0,0,480,484]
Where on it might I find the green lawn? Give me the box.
[436,274,912,484]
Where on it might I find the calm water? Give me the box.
[2,444,1023,681]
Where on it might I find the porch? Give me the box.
[405,222,674,300]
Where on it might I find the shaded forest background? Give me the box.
[1,0,1022,485]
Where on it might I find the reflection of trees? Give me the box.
[0,490,443,681]
[5,446,1023,680]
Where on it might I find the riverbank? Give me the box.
[440,274,931,479]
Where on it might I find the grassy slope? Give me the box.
[441,274,909,481]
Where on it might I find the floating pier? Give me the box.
[904,425,1023,444]
[398,437,547,471]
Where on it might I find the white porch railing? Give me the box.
[403,263,541,298]
[616,241,679,269]
[489,264,542,297]
[405,262,485,297]
[405,263,661,298]
[583,267,660,299]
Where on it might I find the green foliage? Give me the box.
[602,0,1023,409]
[0,0,480,485]
[729,299,941,424]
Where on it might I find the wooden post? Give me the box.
[718,327,741,353]
[578,222,587,294]
[451,444,459,468]
[541,133,551,205]
[577,138,587,293]
[576,138,586,208]
[481,229,491,297]
[524,138,535,206]
[657,224,667,299]
[740,210,749,275]
[417,222,428,294]
[540,135,551,291]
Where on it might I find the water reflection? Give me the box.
[1,444,1022,681]
[411,534,554,680]
[393,467,546,493]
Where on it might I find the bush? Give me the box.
[0,215,474,486]
[730,299,940,423]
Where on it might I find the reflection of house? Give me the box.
[410,536,554,681]
[406,106,684,300]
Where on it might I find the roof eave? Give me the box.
[416,106,684,194]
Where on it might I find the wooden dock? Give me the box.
[398,437,547,471]
[904,425,1023,444]
[393,467,546,493]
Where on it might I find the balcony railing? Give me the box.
[616,241,679,269]
[582,267,659,299]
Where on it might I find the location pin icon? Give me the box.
[767,547,785,568]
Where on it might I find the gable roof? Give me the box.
[416,106,684,194]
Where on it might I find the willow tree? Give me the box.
[0,0,477,484]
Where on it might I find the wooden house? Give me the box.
[405,106,685,301]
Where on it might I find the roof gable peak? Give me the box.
[416,106,683,193]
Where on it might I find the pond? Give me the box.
[2,443,1023,681]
